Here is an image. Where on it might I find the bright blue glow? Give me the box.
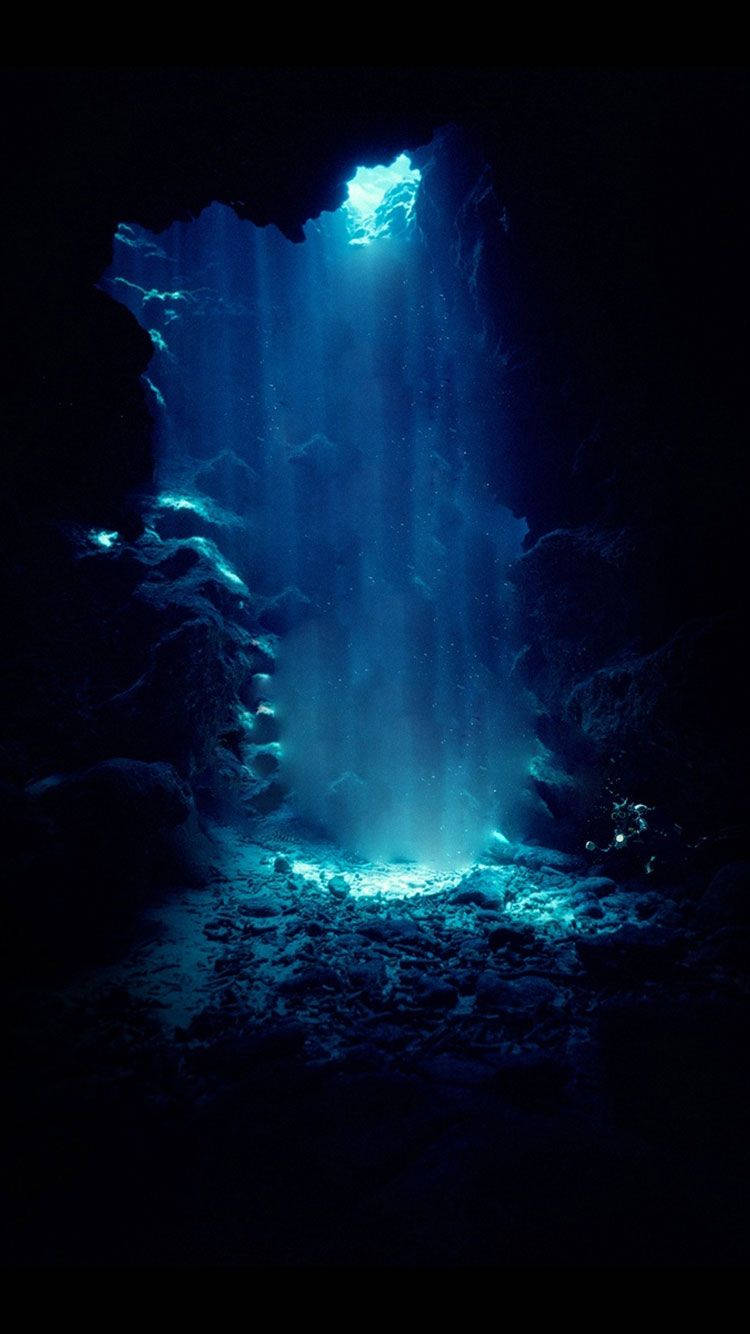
[157,493,208,517]
[149,329,168,353]
[105,178,533,867]
[90,529,119,549]
[112,276,188,306]
[143,375,165,408]
[114,224,167,259]
[217,562,245,586]
[289,856,464,899]
[186,536,247,588]
[343,153,421,246]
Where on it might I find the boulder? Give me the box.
[23,758,195,905]
[28,757,192,831]
[450,869,505,908]
[247,780,285,815]
[278,965,342,996]
[570,876,618,900]
[476,971,560,1011]
[251,746,281,778]
[488,841,582,873]
[488,924,535,951]
[100,614,246,775]
[242,894,281,918]
[415,977,458,1008]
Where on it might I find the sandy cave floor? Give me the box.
[6,819,749,1267]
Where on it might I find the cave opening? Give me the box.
[104,135,534,879]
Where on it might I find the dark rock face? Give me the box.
[488,924,535,951]
[2,516,280,959]
[514,600,746,840]
[511,527,639,703]
[695,862,750,928]
[27,757,192,831]
[441,105,746,855]
[570,877,617,900]
[576,924,683,980]
[7,758,196,967]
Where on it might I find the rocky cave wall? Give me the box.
[2,70,747,957]
[409,93,747,863]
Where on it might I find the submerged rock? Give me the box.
[242,893,282,917]
[415,977,458,1008]
[450,869,505,908]
[98,610,247,777]
[251,704,279,744]
[251,746,281,778]
[476,972,560,1012]
[488,841,583,873]
[278,965,342,995]
[570,875,618,899]
[576,925,682,979]
[487,924,536,951]
[247,779,285,814]
[695,862,750,927]
[348,960,387,992]
[358,915,423,945]
[27,756,192,830]
[687,925,750,972]
[21,758,197,913]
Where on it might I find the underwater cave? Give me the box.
[3,68,749,1269]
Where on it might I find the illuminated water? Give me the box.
[105,151,532,866]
